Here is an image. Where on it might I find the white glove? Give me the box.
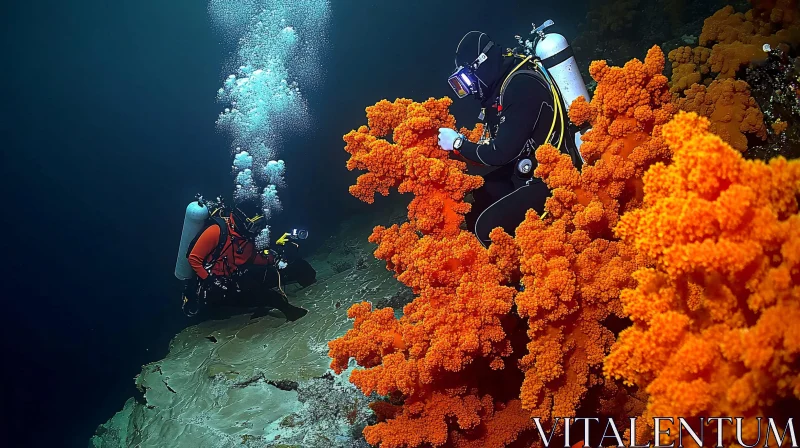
[438,128,463,151]
[277,260,288,270]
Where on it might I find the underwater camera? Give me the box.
[290,228,308,240]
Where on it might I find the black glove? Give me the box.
[281,242,300,264]
[182,279,200,316]
[203,273,231,289]
[271,243,299,269]
[200,274,241,305]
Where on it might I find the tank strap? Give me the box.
[185,216,230,267]
[207,217,230,265]
[541,45,575,69]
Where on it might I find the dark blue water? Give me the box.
[1,1,583,446]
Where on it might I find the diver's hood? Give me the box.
[230,200,265,238]
[455,31,515,103]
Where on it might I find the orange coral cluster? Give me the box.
[667,46,710,93]
[666,4,788,152]
[674,78,767,151]
[332,98,534,447]
[330,46,798,448]
[330,48,687,447]
[772,119,789,134]
[565,46,675,220]
[700,4,800,79]
[669,3,800,87]
[514,46,674,423]
[344,98,483,236]
[606,111,800,445]
[750,0,799,28]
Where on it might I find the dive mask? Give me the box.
[449,38,494,99]
[448,66,480,98]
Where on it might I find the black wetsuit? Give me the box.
[185,255,316,320]
[456,51,582,247]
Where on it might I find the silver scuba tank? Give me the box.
[175,200,210,280]
[531,21,591,153]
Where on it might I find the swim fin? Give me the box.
[281,303,308,322]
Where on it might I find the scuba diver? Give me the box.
[175,196,316,321]
[438,22,590,247]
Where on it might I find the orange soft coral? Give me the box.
[666,6,777,154]
[693,5,800,80]
[344,98,482,236]
[707,41,772,79]
[334,225,528,447]
[667,46,711,93]
[332,98,533,447]
[566,46,675,223]
[674,78,767,151]
[514,209,636,418]
[362,388,535,448]
[365,98,413,137]
[512,47,674,425]
[668,4,800,108]
[750,0,799,27]
[607,111,800,445]
[772,119,788,134]
[699,6,762,46]
[459,123,485,143]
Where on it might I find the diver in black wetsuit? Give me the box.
[438,31,584,247]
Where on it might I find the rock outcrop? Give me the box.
[91,214,410,448]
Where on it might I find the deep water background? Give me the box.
[1,0,585,446]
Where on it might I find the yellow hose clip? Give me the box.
[246,214,264,224]
[275,232,291,246]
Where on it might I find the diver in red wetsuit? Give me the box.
[184,199,311,321]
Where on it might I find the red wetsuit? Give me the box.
[188,217,272,280]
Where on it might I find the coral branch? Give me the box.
[674,78,767,151]
[331,98,531,447]
[514,46,674,424]
[607,111,800,444]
